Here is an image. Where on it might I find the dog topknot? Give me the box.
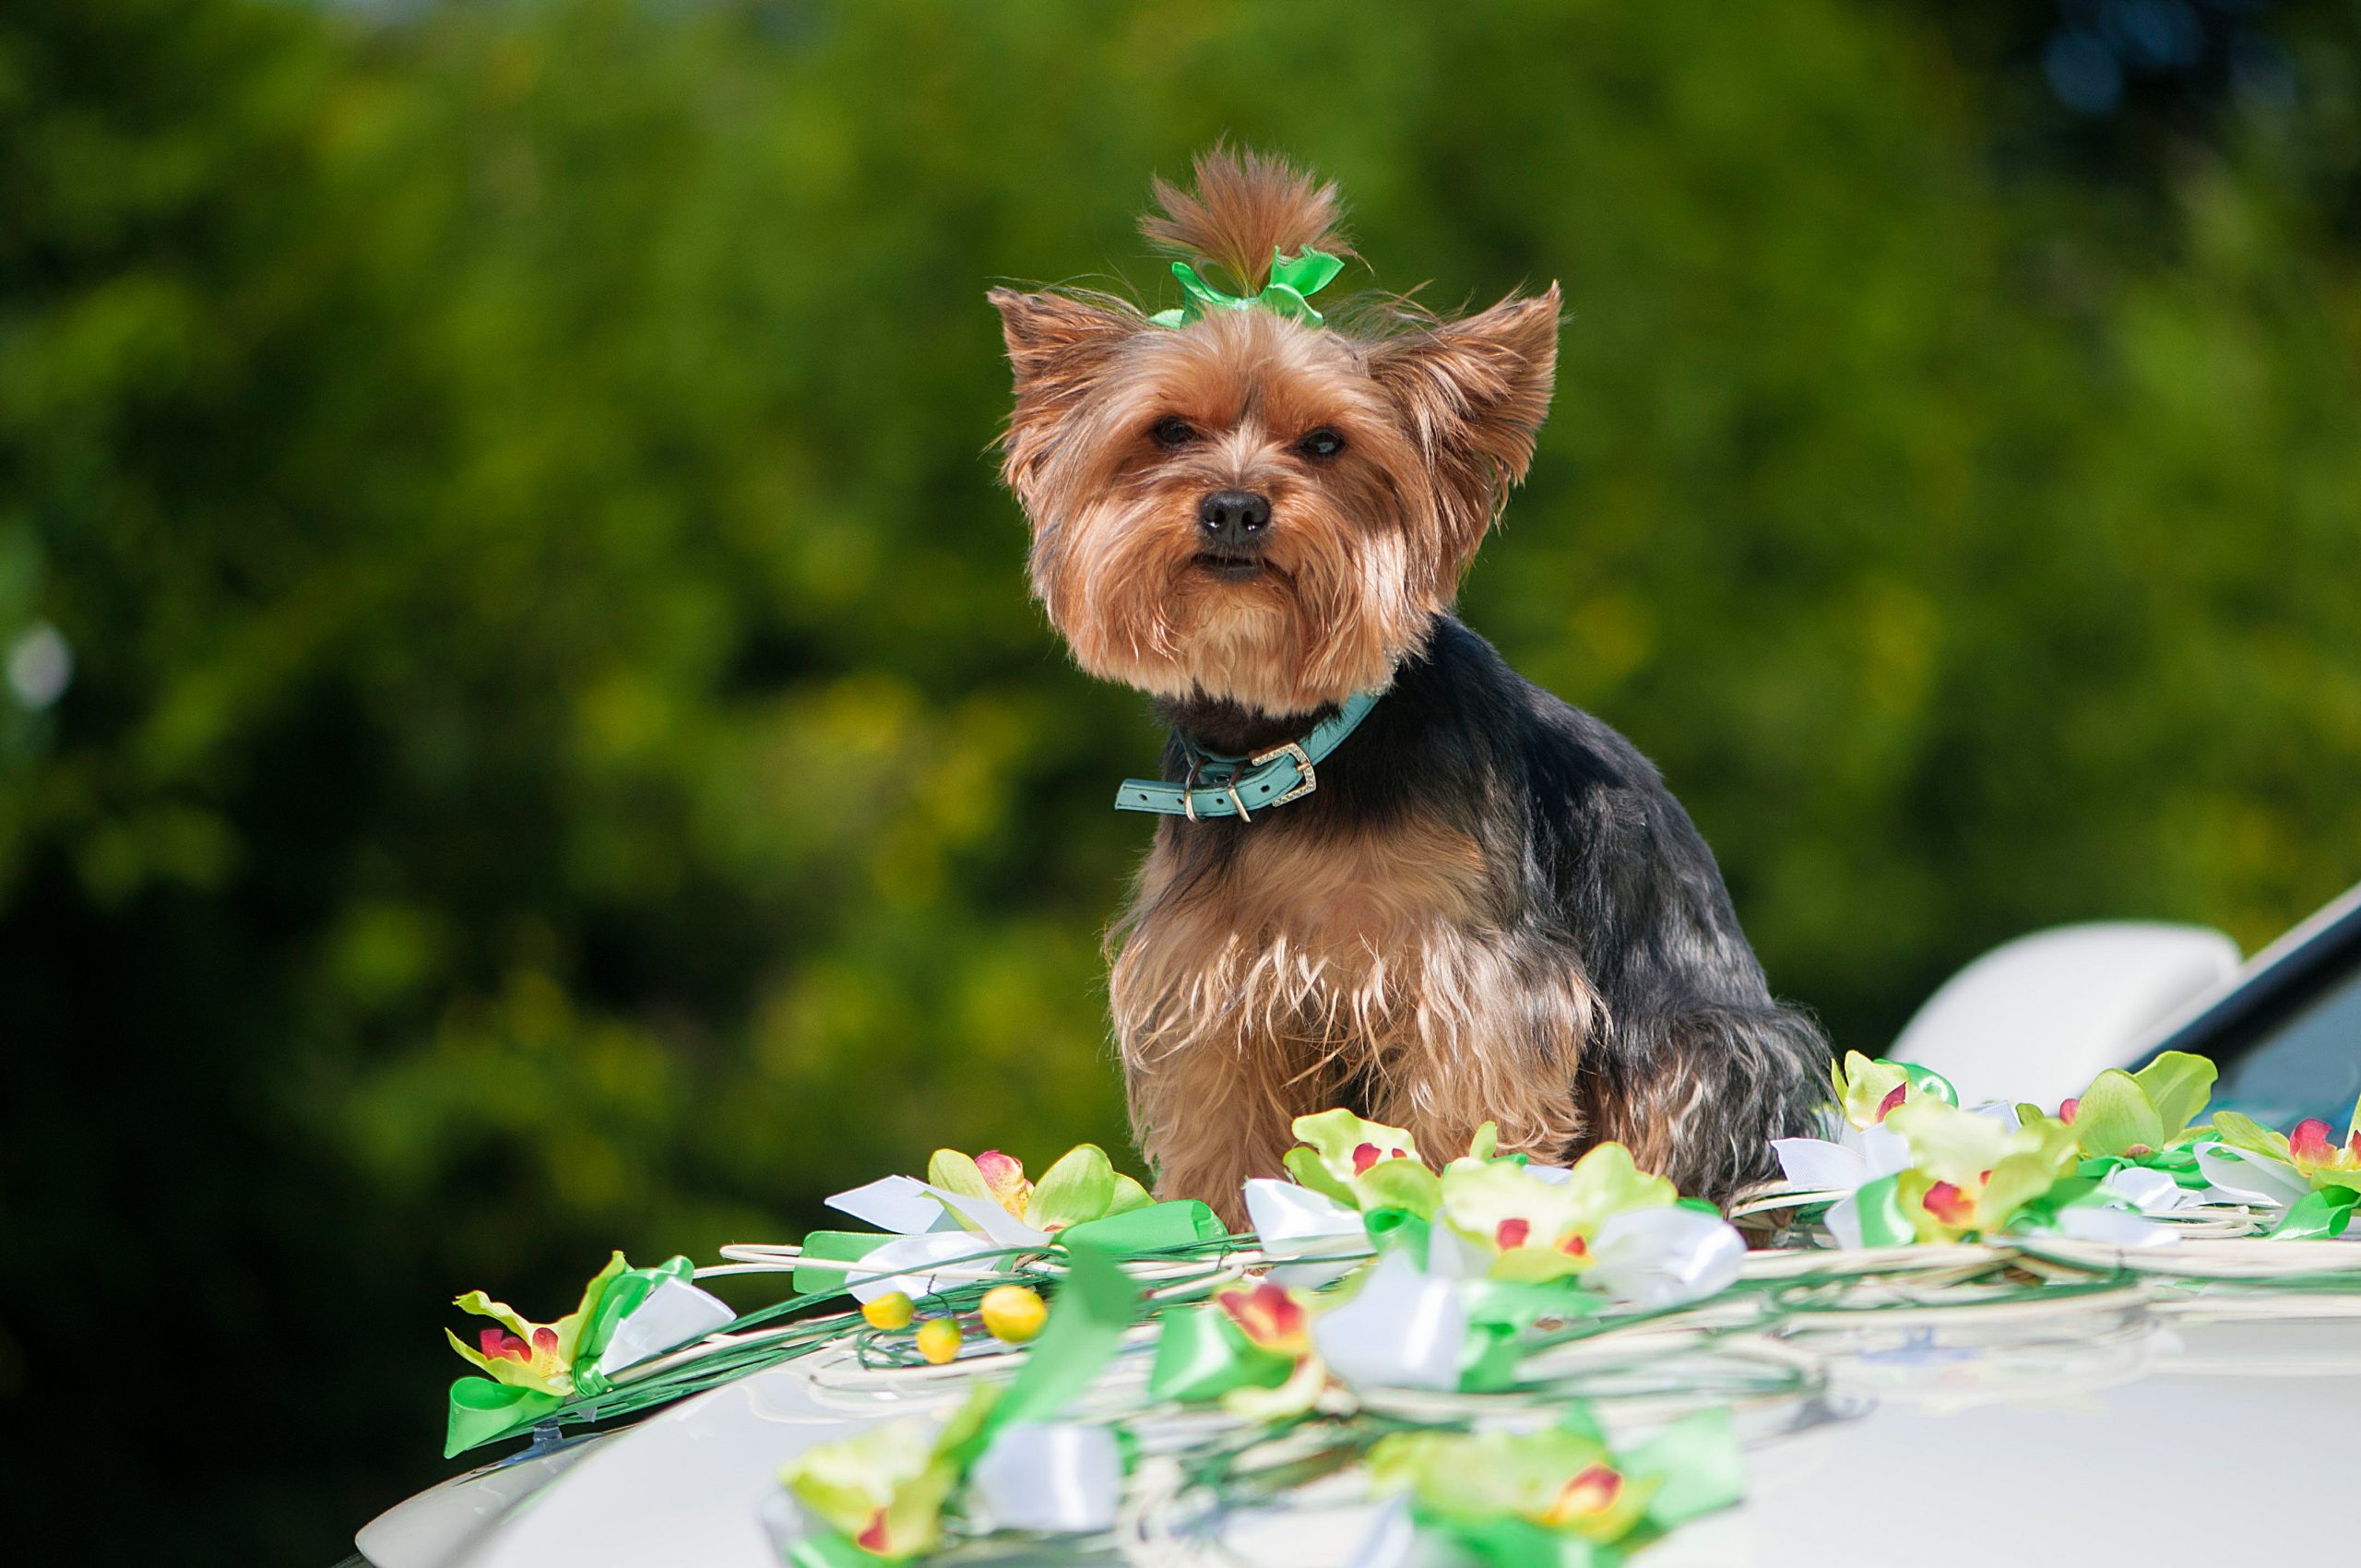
[1140,146,1353,292]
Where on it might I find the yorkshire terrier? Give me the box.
[991,148,1827,1225]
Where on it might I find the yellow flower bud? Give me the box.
[860,1292,915,1331]
[915,1316,963,1365]
[979,1284,1048,1345]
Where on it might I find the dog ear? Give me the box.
[1368,285,1560,564]
[989,289,1138,517]
[988,288,1136,395]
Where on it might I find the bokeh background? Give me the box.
[6,0,2360,1560]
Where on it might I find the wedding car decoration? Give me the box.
[428,1074,2361,1564]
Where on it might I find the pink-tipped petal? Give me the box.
[1494,1218,1531,1251]
[1351,1142,1381,1175]
[2291,1120,2335,1163]
[1923,1181,1975,1227]
[2059,1098,2080,1124]
[855,1509,890,1553]
[1559,1232,1589,1258]
[1216,1280,1307,1351]
[480,1327,530,1363]
[1542,1464,1623,1524]
[1875,1084,1908,1122]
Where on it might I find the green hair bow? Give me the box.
[1150,246,1346,328]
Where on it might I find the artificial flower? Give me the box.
[1827,1051,1956,1133]
[777,1390,995,1561]
[2211,1100,2361,1188]
[1435,1142,1679,1284]
[2032,1051,2217,1163]
[927,1143,1154,1233]
[1821,1099,2081,1246]
[1283,1109,1430,1211]
[445,1252,627,1397]
[1363,1406,1742,1563]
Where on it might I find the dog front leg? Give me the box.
[1126,1032,1331,1230]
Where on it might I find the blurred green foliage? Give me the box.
[4,0,2358,1560]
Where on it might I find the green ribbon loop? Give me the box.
[570,1254,699,1397]
[791,1230,894,1296]
[1059,1199,1225,1254]
[1147,1305,1294,1402]
[1851,1173,1916,1246]
[1895,1061,1958,1107]
[2268,1187,2358,1241]
[444,1379,563,1459]
[1150,247,1347,328]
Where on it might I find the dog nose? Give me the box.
[1197,490,1272,548]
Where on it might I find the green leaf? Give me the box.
[2070,1070,2163,1158]
[926,1148,992,1201]
[2131,1051,2217,1139]
[1024,1143,1117,1230]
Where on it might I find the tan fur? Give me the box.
[1140,146,1353,292]
[1111,815,1596,1226]
[991,152,1579,1222]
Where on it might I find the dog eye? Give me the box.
[1149,417,1197,450]
[1296,427,1347,459]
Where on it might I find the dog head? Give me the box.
[991,148,1560,718]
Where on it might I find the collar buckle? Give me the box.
[1248,740,1318,808]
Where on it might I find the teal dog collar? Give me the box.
[1114,692,1380,822]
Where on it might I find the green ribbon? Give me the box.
[1895,1061,1958,1107]
[1146,1304,1295,1402]
[1849,1173,1916,1246]
[1149,247,1346,328]
[444,1379,563,1460]
[1059,1199,1226,1253]
[781,1529,889,1568]
[570,1254,699,1398]
[983,1242,1142,1436]
[2268,1187,2358,1241]
[1364,1207,1431,1266]
[791,1230,894,1296]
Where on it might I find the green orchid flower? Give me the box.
[1436,1142,1678,1283]
[2028,1050,2217,1164]
[2207,1099,2361,1195]
[1368,1406,1742,1562]
[1877,1099,2080,1241]
[445,1250,627,1398]
[778,1387,997,1562]
[1284,1109,1435,1215]
[924,1143,1153,1233]
[1828,1051,1957,1132]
